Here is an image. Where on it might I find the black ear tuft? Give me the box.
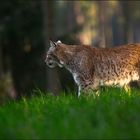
[50,40,57,47]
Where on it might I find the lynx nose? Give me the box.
[44,54,50,63]
[44,58,47,64]
[44,57,47,64]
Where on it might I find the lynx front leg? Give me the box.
[77,87,99,98]
[77,84,89,97]
[77,84,91,97]
[78,86,81,97]
[80,82,99,96]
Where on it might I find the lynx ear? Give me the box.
[57,40,62,44]
[50,40,57,48]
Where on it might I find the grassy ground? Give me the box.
[0,87,140,139]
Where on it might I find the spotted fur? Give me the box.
[45,41,140,96]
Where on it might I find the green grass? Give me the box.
[0,87,140,139]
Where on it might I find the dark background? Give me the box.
[0,0,140,101]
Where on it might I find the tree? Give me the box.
[0,0,46,98]
[41,1,61,95]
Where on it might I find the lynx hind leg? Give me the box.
[123,84,131,94]
[138,66,140,87]
[137,80,140,87]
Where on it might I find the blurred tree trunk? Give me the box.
[121,1,133,43]
[41,1,61,95]
[0,28,16,100]
[98,1,106,48]
[133,20,140,42]
[132,2,140,42]
[97,1,113,48]
[66,1,76,32]
[0,42,3,79]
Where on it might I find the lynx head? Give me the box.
[45,40,71,68]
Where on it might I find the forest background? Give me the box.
[0,1,140,101]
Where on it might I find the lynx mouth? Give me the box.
[47,62,63,68]
[46,60,63,68]
[48,63,55,68]
[46,61,57,68]
[48,62,53,66]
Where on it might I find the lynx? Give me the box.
[45,40,140,97]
